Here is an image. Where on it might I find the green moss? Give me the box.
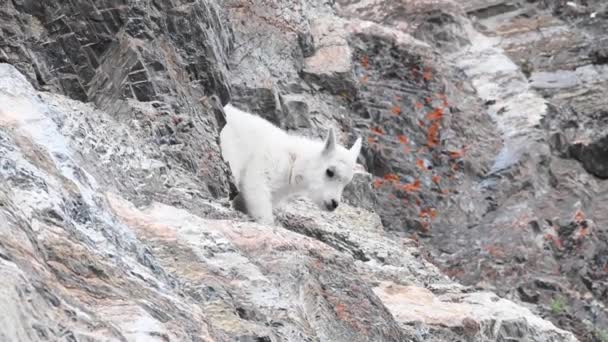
[550,297,566,315]
[595,329,608,342]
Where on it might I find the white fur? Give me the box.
[220,104,362,225]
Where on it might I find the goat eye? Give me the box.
[326,168,335,178]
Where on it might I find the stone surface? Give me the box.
[375,283,576,342]
[0,60,575,341]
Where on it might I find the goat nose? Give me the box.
[331,199,338,210]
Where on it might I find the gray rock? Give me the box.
[0,58,576,342]
[569,134,608,179]
[301,17,358,98]
[280,93,312,130]
[342,167,377,211]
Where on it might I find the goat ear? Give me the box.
[350,136,362,162]
[322,128,336,155]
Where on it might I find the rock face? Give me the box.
[0,0,234,202]
[0,64,576,341]
[0,0,605,341]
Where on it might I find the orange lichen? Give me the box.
[334,302,349,321]
[402,179,421,192]
[419,207,437,219]
[575,227,590,240]
[449,149,464,159]
[397,135,409,145]
[361,55,369,69]
[423,67,433,81]
[383,173,400,182]
[544,234,564,250]
[427,121,440,148]
[370,127,385,135]
[426,107,444,121]
[416,159,426,170]
[391,106,402,115]
[574,210,585,224]
[372,179,384,188]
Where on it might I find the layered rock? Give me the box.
[0,57,575,341]
[221,0,608,340]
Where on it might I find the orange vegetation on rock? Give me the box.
[427,121,440,148]
[449,149,464,159]
[419,207,437,219]
[415,102,424,109]
[426,107,444,121]
[397,135,409,145]
[372,179,384,189]
[574,210,585,224]
[576,227,590,240]
[402,179,421,192]
[334,302,349,321]
[416,159,426,170]
[423,67,432,81]
[391,106,402,115]
[370,127,385,135]
[432,175,441,184]
[544,234,564,250]
[383,173,400,182]
[361,55,369,69]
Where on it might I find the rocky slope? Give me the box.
[0,0,605,341]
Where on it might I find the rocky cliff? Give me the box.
[0,0,606,341]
